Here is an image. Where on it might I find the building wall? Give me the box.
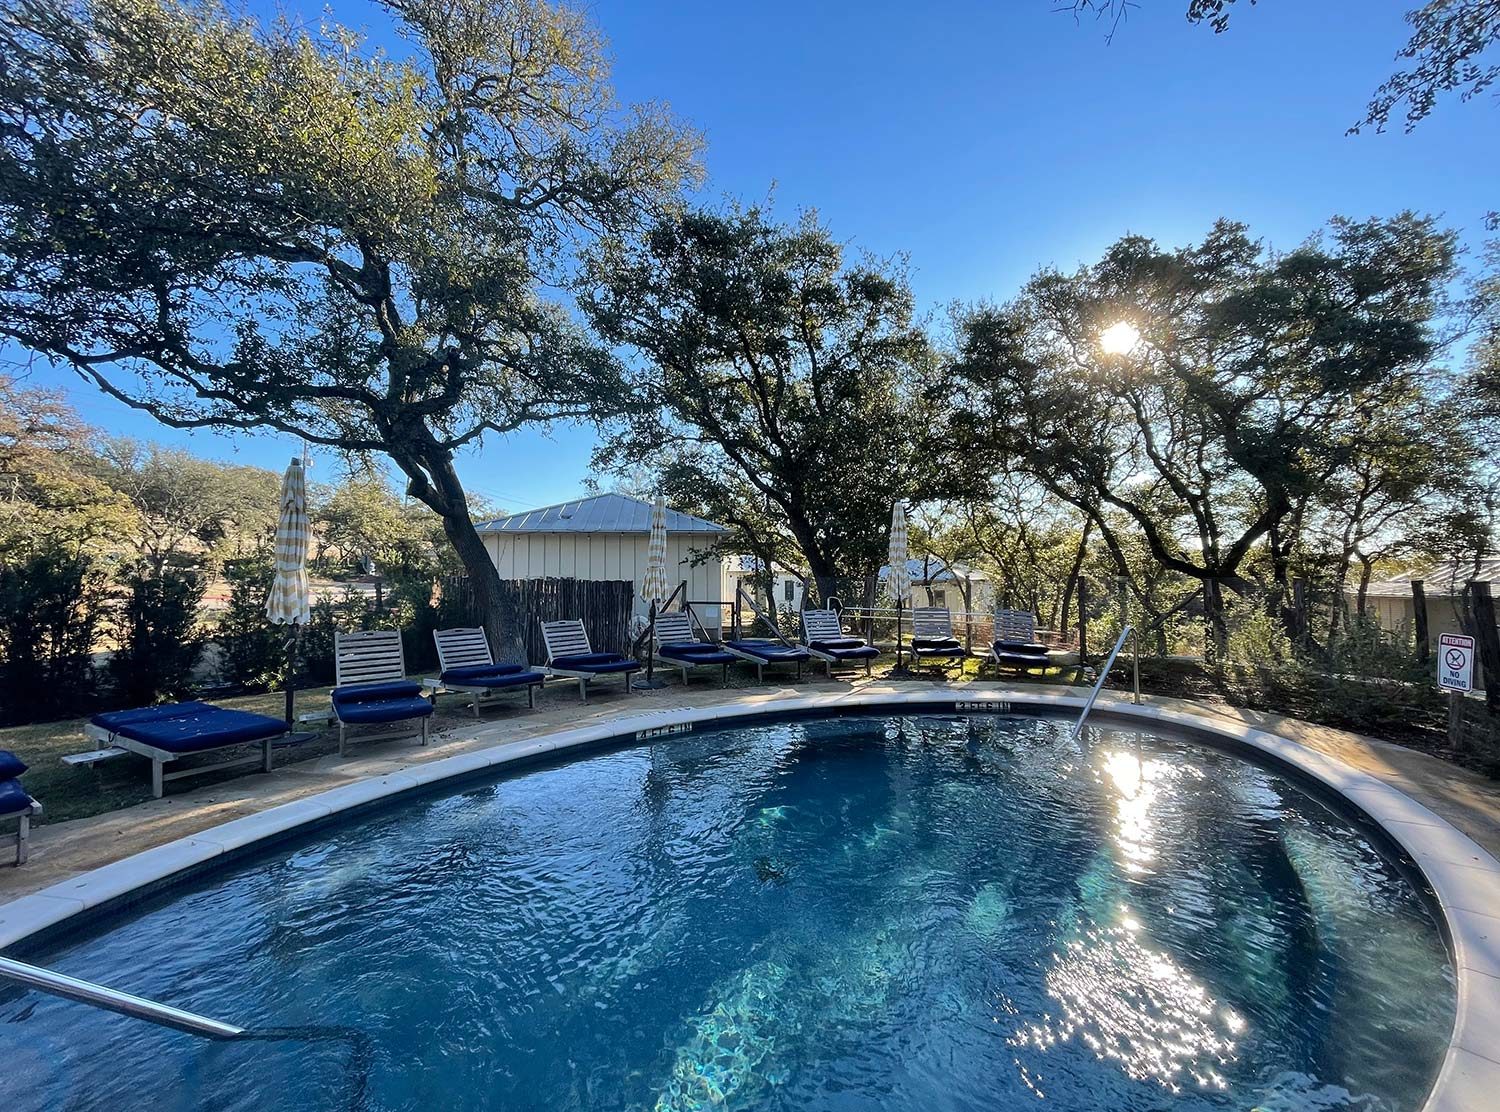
[1364,592,1491,689]
[484,532,724,629]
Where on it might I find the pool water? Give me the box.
[0,714,1455,1111]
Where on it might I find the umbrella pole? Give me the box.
[896,598,904,671]
[646,601,656,685]
[283,625,300,726]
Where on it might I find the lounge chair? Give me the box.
[86,701,287,798]
[801,608,881,676]
[331,630,434,756]
[991,609,1051,674]
[908,606,966,671]
[721,635,810,683]
[652,611,738,685]
[540,619,641,701]
[0,750,40,865]
[426,627,545,717]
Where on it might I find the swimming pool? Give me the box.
[0,712,1455,1111]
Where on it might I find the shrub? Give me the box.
[301,587,371,685]
[108,566,206,706]
[0,546,110,724]
[215,548,286,692]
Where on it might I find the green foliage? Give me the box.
[215,549,285,692]
[0,546,110,724]
[108,566,206,706]
[312,476,447,577]
[582,205,952,594]
[0,0,701,641]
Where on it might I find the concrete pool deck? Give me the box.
[2,679,1499,1110]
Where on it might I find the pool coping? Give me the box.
[2,686,1497,1110]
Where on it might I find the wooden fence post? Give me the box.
[1470,581,1500,716]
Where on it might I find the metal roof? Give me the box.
[1362,559,1500,598]
[474,492,726,535]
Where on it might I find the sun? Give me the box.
[1100,321,1141,356]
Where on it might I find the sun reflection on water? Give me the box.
[1098,749,1203,875]
[1009,918,1243,1095]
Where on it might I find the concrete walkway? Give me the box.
[5,678,1499,902]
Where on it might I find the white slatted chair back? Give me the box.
[801,609,846,644]
[541,619,593,663]
[335,629,407,687]
[995,609,1038,643]
[912,607,953,638]
[654,611,695,646]
[434,627,494,672]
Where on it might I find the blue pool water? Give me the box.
[0,714,1455,1111]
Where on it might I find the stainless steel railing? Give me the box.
[1071,624,1134,739]
[0,955,246,1039]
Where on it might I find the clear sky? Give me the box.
[13,0,1498,512]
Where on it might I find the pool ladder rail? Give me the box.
[1071,624,1139,739]
[0,954,246,1039]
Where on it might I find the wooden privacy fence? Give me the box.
[439,576,636,664]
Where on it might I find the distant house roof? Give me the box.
[878,557,988,585]
[1362,559,1500,599]
[475,492,725,535]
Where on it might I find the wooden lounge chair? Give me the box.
[652,611,738,685]
[331,630,434,756]
[909,606,966,672]
[540,619,640,701]
[991,610,1050,674]
[721,636,810,683]
[801,608,881,676]
[86,701,287,798]
[426,627,545,717]
[0,751,40,865]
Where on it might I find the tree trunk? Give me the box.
[1203,577,1228,667]
[1412,579,1429,665]
[1469,581,1500,716]
[1058,523,1090,639]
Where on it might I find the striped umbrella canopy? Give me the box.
[266,456,311,626]
[641,495,670,604]
[888,502,912,605]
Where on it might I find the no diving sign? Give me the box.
[1438,633,1475,693]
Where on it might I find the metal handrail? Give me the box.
[1071,624,1134,740]
[0,955,246,1039]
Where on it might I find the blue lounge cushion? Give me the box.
[813,642,881,661]
[552,653,640,674]
[913,638,965,657]
[659,644,737,665]
[334,696,434,725]
[0,779,32,818]
[91,701,286,755]
[725,641,811,662]
[0,751,27,779]
[332,680,424,707]
[812,637,866,650]
[441,663,537,685]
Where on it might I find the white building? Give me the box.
[476,493,727,629]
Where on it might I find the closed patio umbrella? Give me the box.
[888,502,912,671]
[637,495,671,688]
[266,456,311,725]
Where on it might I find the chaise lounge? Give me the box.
[0,750,41,865]
[652,611,738,685]
[86,701,287,798]
[908,606,967,672]
[426,627,545,717]
[331,629,434,756]
[540,619,641,701]
[801,608,882,676]
[991,609,1051,674]
[721,636,810,683]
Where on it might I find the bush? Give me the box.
[0,546,110,724]
[215,549,286,692]
[108,566,206,706]
[301,587,372,685]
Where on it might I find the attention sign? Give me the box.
[1438,633,1475,693]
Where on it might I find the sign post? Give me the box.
[1439,633,1476,750]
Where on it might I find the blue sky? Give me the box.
[14,0,1498,512]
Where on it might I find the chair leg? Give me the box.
[578,677,588,702]
[15,811,29,866]
[722,662,729,686]
[527,685,536,709]
[421,717,430,746]
[262,737,274,774]
[338,722,347,758]
[472,695,482,719]
[152,758,164,799]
